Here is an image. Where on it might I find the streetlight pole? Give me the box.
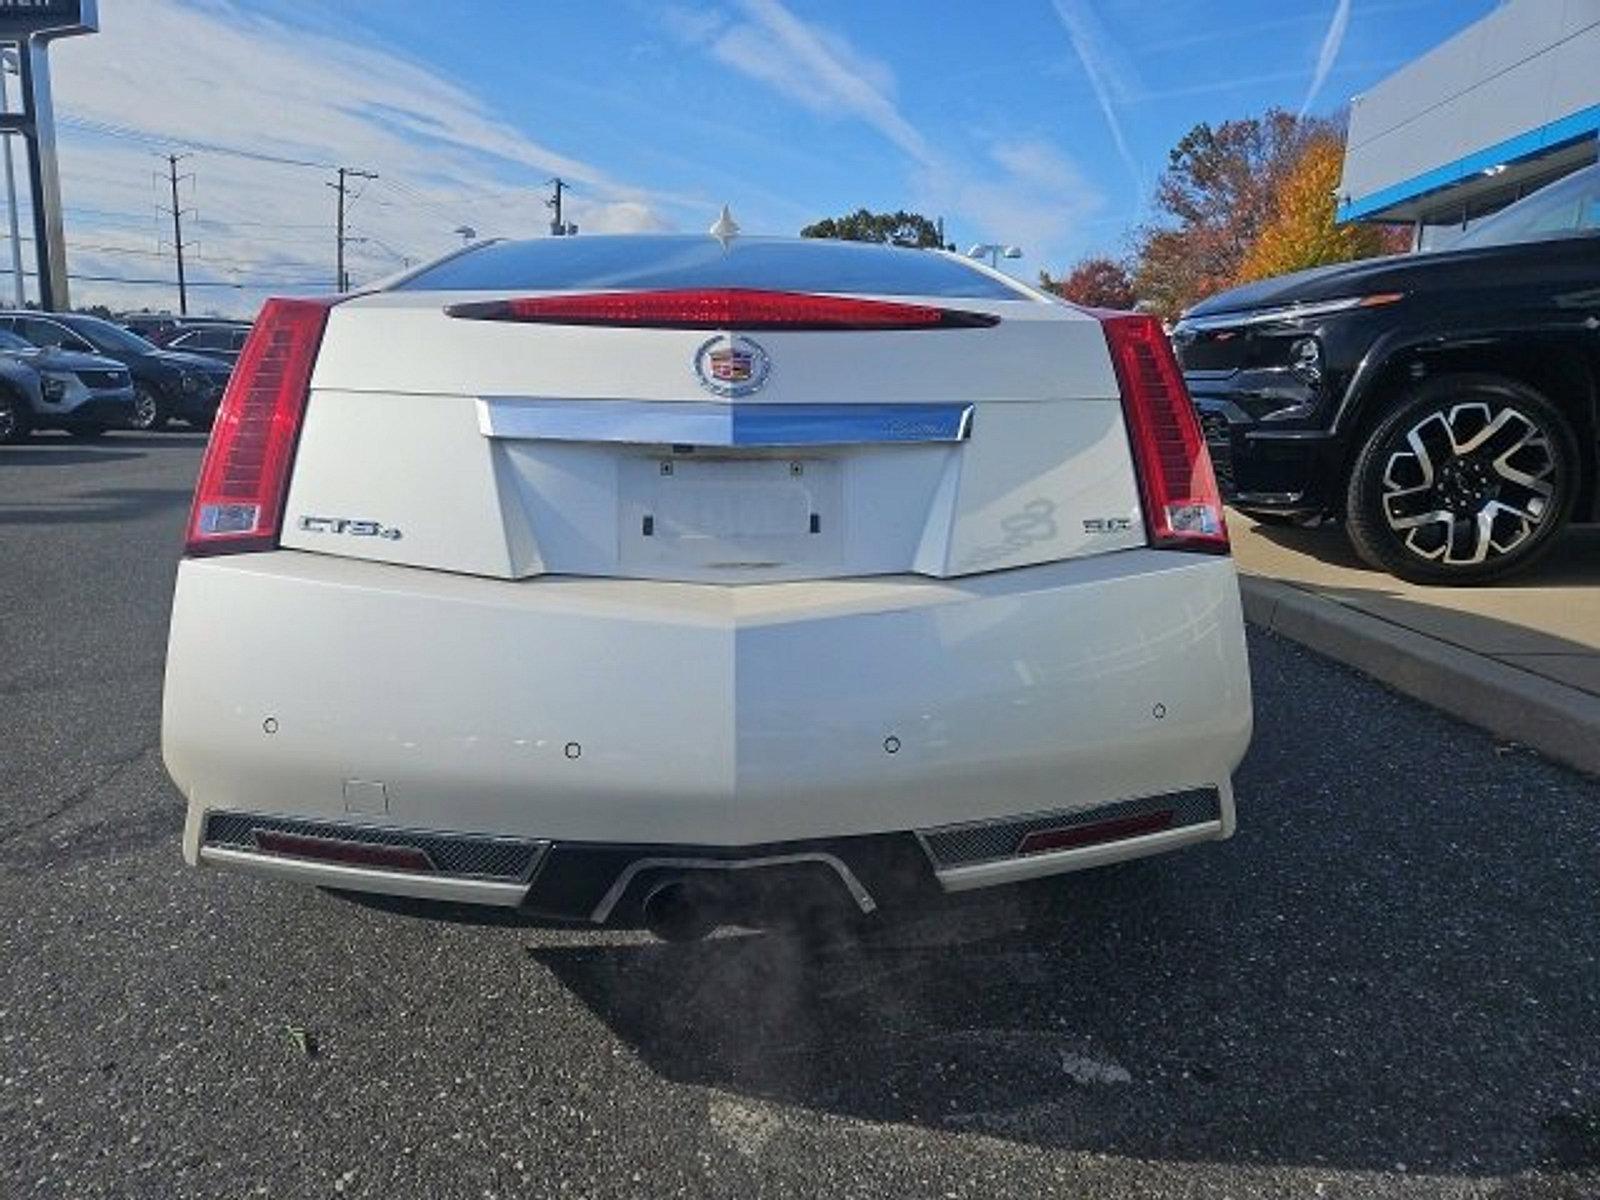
[967,243,1023,270]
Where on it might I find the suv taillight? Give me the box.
[1099,313,1228,554]
[184,297,333,556]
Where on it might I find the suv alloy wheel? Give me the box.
[1344,373,1579,584]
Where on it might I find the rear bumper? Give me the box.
[1188,386,1341,515]
[164,548,1252,912]
[171,386,223,423]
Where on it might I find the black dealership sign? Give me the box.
[0,0,97,39]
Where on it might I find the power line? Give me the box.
[0,266,336,289]
[58,114,338,171]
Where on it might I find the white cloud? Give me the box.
[674,0,932,166]
[1300,0,1352,116]
[666,1,1104,264]
[28,0,677,315]
[918,141,1106,260]
[1049,0,1141,193]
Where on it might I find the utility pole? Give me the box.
[164,153,190,314]
[329,165,377,291]
[547,177,576,236]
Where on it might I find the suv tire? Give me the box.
[1345,373,1579,584]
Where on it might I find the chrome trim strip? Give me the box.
[933,821,1225,892]
[477,398,974,447]
[1174,295,1370,334]
[198,845,534,907]
[588,851,878,924]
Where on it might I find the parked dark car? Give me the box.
[158,321,251,365]
[0,328,133,442]
[0,311,233,432]
[1172,162,1600,584]
[117,311,186,342]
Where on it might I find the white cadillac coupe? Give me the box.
[162,225,1252,940]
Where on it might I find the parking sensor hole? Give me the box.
[564,741,582,760]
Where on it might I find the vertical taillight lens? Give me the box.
[184,297,333,556]
[1100,313,1229,553]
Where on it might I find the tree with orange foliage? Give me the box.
[1131,109,1337,318]
[1039,256,1137,310]
[1237,135,1404,282]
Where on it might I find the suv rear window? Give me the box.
[394,235,1031,301]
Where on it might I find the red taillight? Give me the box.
[445,288,999,330]
[251,830,435,873]
[1099,313,1228,553]
[1016,810,1175,855]
[184,297,334,556]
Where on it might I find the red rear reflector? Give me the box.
[445,288,999,330]
[252,829,435,873]
[1016,810,1175,855]
[185,297,334,556]
[1099,313,1229,553]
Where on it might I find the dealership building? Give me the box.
[1339,0,1600,248]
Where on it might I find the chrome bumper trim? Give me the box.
[588,851,878,924]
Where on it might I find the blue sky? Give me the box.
[38,0,1497,315]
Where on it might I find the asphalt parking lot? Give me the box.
[3,433,1598,1200]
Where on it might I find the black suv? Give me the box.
[1173,163,1600,583]
[0,311,233,432]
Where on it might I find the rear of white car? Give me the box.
[162,234,1251,935]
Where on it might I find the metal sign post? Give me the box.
[0,0,98,311]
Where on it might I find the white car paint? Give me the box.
[162,235,1252,926]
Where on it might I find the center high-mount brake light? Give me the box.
[184,297,335,556]
[1099,312,1229,554]
[444,288,1000,330]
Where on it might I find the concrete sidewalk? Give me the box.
[1231,515,1600,776]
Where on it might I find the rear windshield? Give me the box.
[394,235,1031,301]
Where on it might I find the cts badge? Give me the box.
[694,334,770,397]
[297,515,402,540]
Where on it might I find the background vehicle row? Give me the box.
[0,327,132,442]
[0,311,233,434]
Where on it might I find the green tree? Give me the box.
[1040,256,1137,310]
[801,209,947,248]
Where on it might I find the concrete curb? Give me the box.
[1238,575,1600,778]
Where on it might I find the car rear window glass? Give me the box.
[394,235,1032,300]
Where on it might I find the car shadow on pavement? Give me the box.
[1250,519,1600,588]
[0,485,194,525]
[527,721,1600,1176]
[0,446,147,468]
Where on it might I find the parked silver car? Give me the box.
[0,328,135,442]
